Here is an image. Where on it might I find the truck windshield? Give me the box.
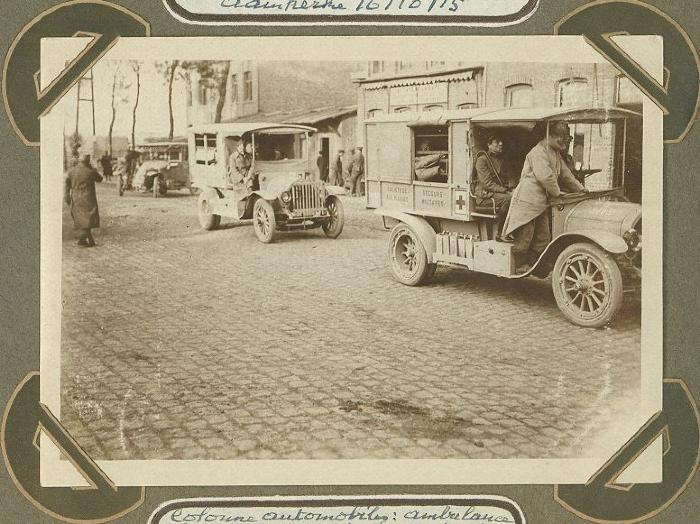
[254,131,306,161]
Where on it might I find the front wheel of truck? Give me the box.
[552,242,623,328]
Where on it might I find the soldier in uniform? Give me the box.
[64,155,103,247]
[473,133,514,217]
[346,146,365,196]
[502,122,585,273]
[228,138,253,189]
[330,149,344,186]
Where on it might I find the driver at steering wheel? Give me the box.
[502,121,585,273]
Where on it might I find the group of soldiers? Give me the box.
[320,147,365,196]
[473,121,585,273]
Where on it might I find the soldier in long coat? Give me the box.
[346,146,365,196]
[330,149,345,186]
[65,155,103,247]
[502,122,584,272]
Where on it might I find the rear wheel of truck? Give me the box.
[552,242,623,328]
[388,223,435,286]
[198,193,221,230]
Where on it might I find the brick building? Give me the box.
[356,61,643,195]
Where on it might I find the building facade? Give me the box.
[357,61,644,193]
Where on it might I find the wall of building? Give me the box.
[257,62,360,115]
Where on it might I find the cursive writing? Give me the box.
[221,0,347,11]
[405,505,515,522]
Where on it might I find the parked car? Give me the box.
[366,106,642,328]
[188,123,345,243]
[132,140,192,197]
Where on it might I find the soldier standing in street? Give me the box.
[99,152,113,182]
[346,146,365,196]
[317,150,329,183]
[330,149,344,186]
[64,154,103,247]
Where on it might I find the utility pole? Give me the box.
[75,69,96,136]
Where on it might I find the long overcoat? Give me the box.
[502,140,584,236]
[65,163,102,229]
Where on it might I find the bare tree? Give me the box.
[106,63,130,156]
[129,60,142,149]
[156,60,181,139]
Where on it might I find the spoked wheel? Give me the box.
[388,223,436,286]
[253,198,277,243]
[197,193,221,230]
[322,195,345,238]
[552,242,623,328]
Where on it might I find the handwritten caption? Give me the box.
[157,505,518,524]
[220,0,465,14]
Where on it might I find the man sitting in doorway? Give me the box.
[473,132,514,218]
[227,137,254,190]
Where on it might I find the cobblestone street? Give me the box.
[60,183,642,461]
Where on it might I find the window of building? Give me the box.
[413,125,449,184]
[557,78,590,107]
[243,71,253,102]
[194,133,217,165]
[370,61,384,75]
[505,83,534,108]
[366,108,384,119]
[230,74,238,103]
[393,106,410,113]
[395,61,409,73]
[457,103,478,110]
[423,104,445,112]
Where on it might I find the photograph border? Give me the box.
[41,35,663,487]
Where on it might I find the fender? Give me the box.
[553,230,629,254]
[531,230,629,277]
[325,185,346,196]
[250,190,278,201]
[375,209,438,263]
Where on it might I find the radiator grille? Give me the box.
[291,182,325,215]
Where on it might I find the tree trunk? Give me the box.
[214,62,231,124]
[108,69,118,156]
[167,61,179,139]
[131,66,141,149]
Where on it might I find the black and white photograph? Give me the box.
[40,37,662,486]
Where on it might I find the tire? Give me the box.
[152,176,159,198]
[552,242,624,328]
[158,179,167,196]
[117,176,124,197]
[322,195,345,238]
[388,223,434,286]
[253,198,277,243]
[197,193,221,231]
